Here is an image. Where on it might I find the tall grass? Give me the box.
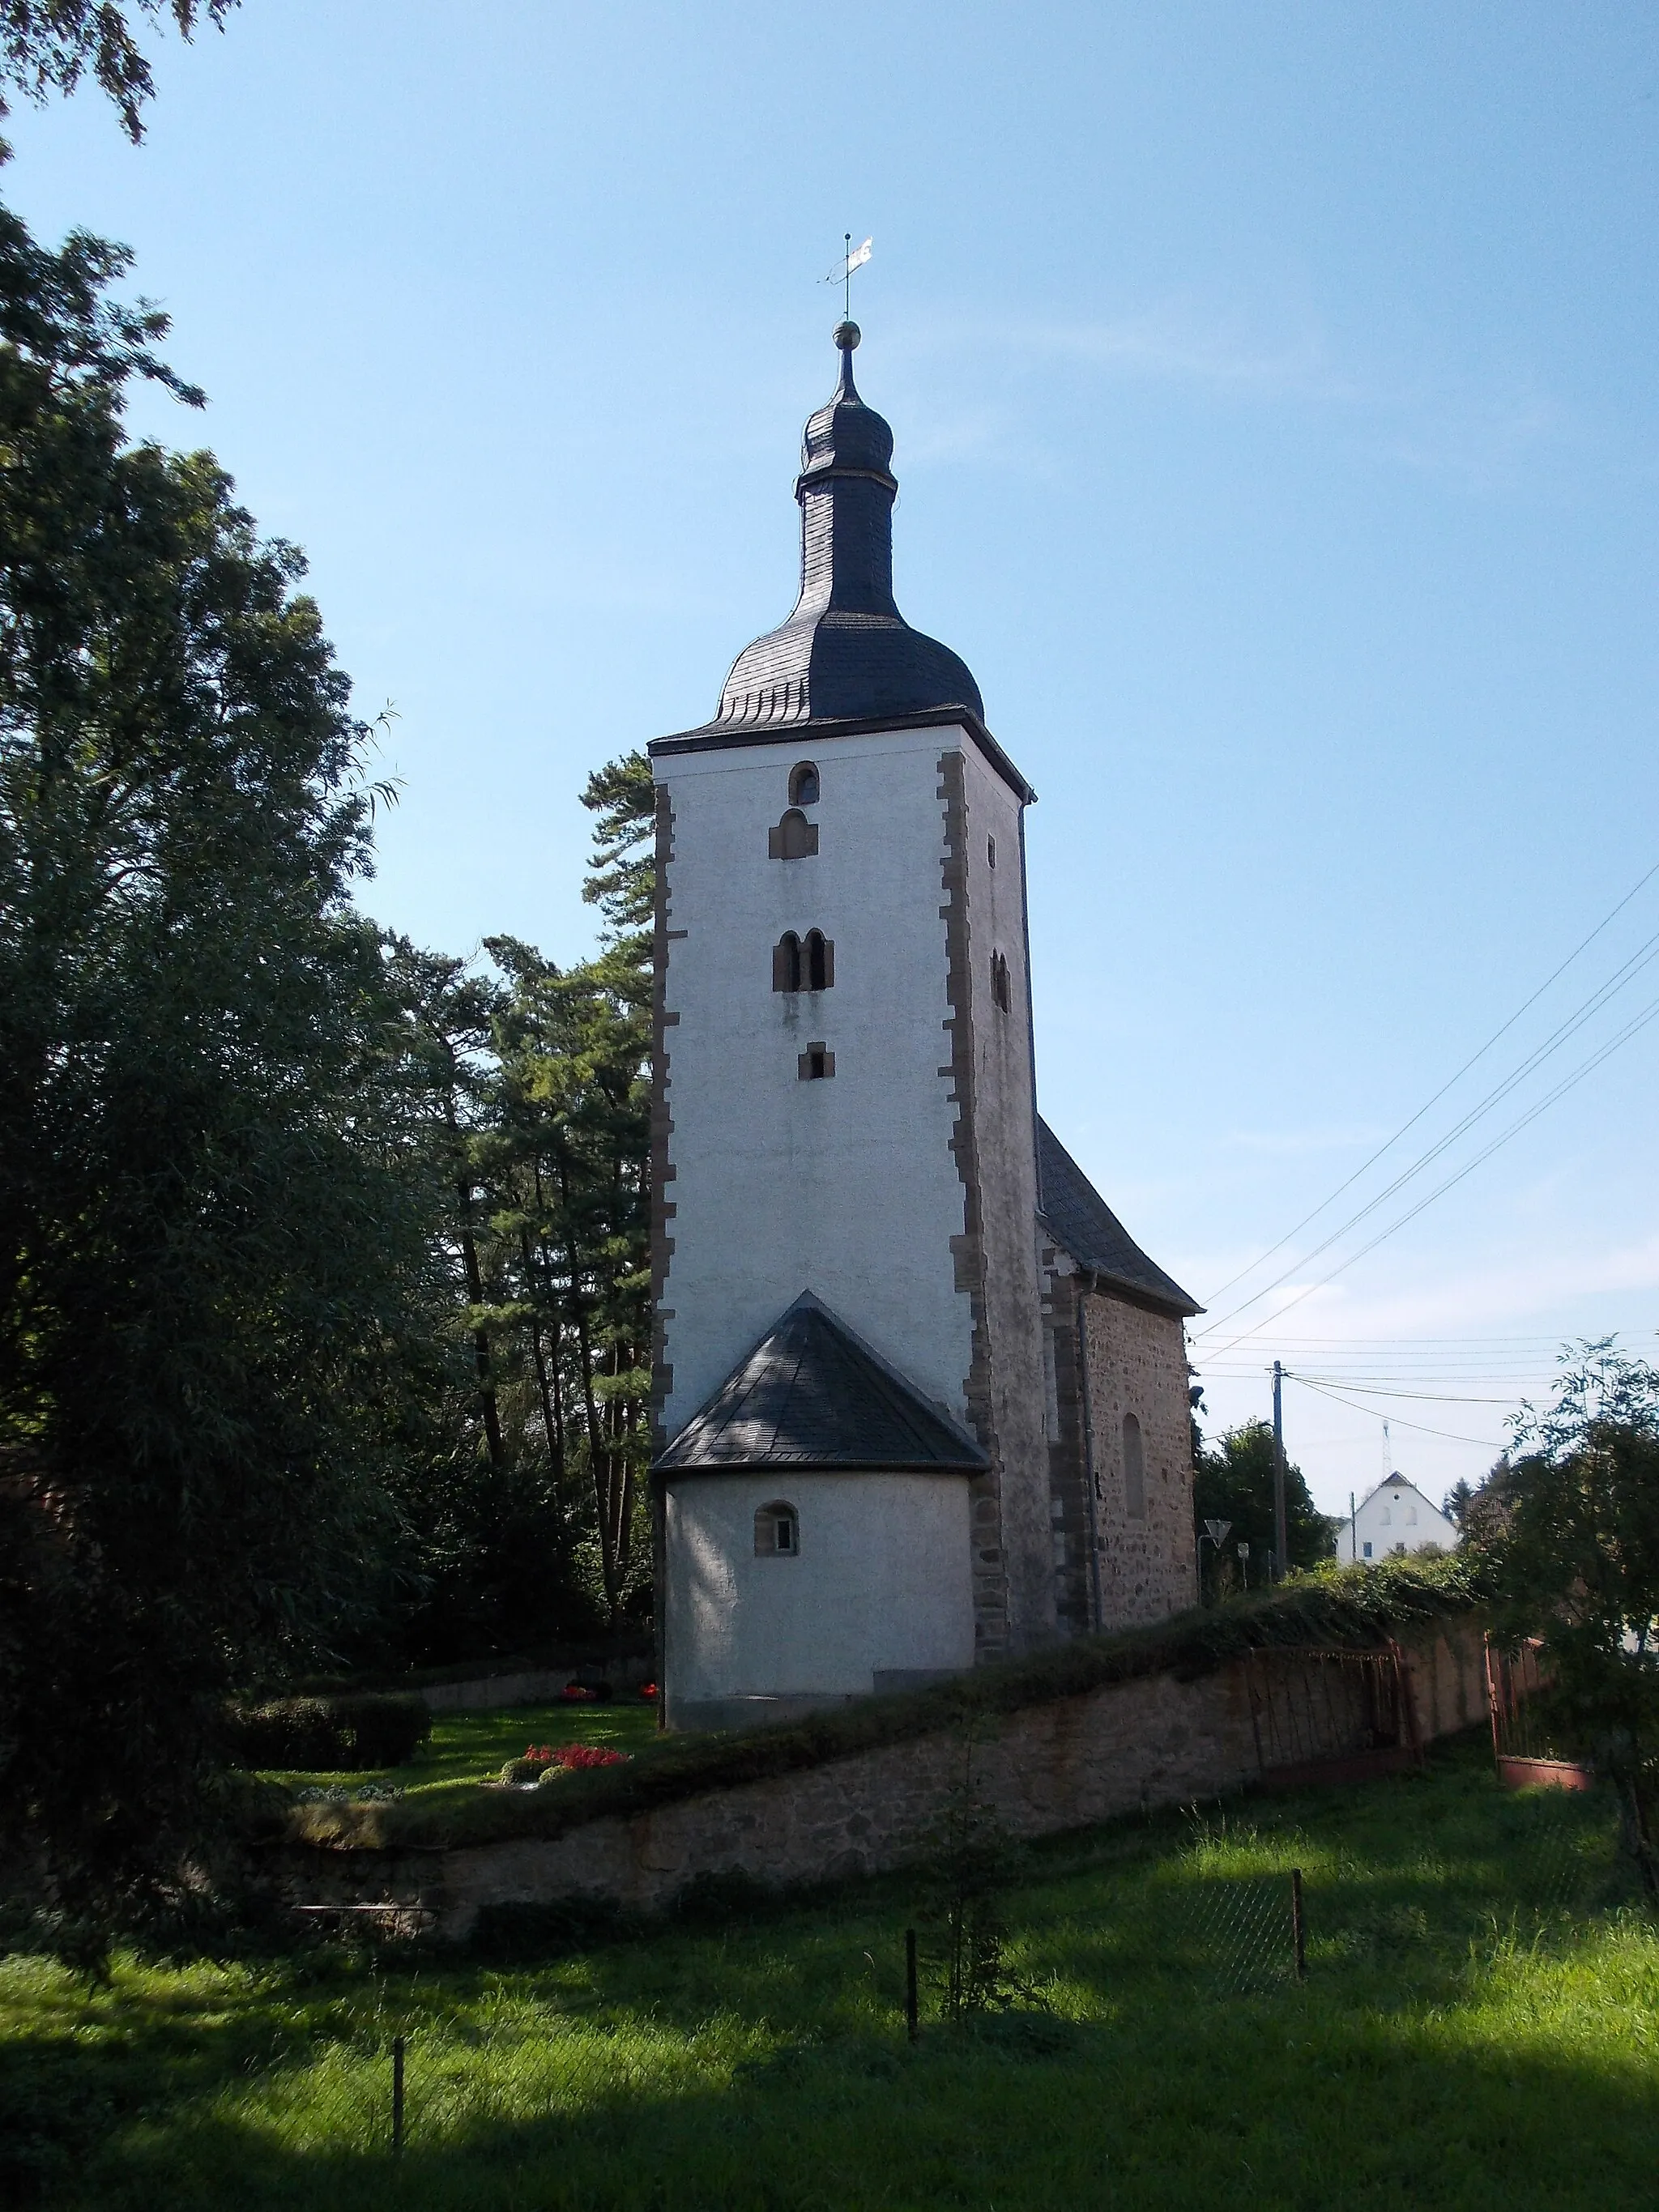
[2,1738,1654,2210]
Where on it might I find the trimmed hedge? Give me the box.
[286,1557,1490,1853]
[228,1692,431,1771]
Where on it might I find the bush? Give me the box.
[227,1693,430,1771]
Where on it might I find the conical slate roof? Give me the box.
[1037,1119,1202,1319]
[655,1290,987,1474]
[702,322,984,733]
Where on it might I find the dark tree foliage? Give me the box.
[369,753,655,1664]
[0,0,236,140]
[0,197,430,1933]
[1469,1342,1659,1888]
[1192,1419,1335,1588]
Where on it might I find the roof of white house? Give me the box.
[1354,1474,1451,1518]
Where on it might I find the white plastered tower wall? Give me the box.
[945,739,1056,1656]
[651,716,1056,1718]
[655,724,976,1435]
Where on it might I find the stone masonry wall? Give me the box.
[290,1623,1490,1940]
[1081,1289,1197,1630]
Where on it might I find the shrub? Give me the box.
[333,1694,430,1768]
[227,1692,430,1771]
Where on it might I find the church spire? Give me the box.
[709,323,983,731]
[794,319,900,624]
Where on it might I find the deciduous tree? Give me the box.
[0,194,429,1932]
[1471,1341,1659,1889]
[0,1,237,140]
[1192,1419,1334,1586]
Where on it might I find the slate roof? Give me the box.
[1037,1119,1202,1319]
[654,1290,988,1475]
[680,325,985,737]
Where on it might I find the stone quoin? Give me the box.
[649,321,1201,1730]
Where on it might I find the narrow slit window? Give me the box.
[992,950,1011,1011]
[788,761,820,807]
[772,931,802,991]
[1123,1413,1145,1519]
[987,835,996,869]
[755,1501,800,1556]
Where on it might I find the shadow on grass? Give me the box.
[49,1994,1659,2212]
[6,1737,1653,2210]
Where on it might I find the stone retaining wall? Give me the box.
[418,1661,651,1714]
[290,1623,1488,1939]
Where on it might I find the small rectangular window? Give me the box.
[798,1042,834,1080]
[1363,1541,1373,1558]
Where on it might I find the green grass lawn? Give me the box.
[3,1738,1656,2210]
[266,1698,662,1798]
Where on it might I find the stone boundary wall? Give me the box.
[418,1663,651,1715]
[290,1624,1488,1939]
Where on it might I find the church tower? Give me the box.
[650,322,1057,1729]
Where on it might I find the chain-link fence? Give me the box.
[1148,1776,1628,1997]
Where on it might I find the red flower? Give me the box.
[554,1743,629,1770]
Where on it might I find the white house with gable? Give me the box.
[648,319,1202,1730]
[1340,1476,1459,1564]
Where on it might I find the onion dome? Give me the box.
[710,322,984,730]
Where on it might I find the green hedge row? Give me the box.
[228,1691,431,1771]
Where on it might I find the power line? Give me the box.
[1284,1374,1522,1405]
[1204,984,1659,1357]
[1196,931,1659,1340]
[1289,1373,1507,1450]
[1199,855,1659,1311]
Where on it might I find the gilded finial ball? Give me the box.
[834,319,861,352]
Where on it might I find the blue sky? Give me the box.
[11,1,1658,1515]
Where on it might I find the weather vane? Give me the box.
[824,232,872,324]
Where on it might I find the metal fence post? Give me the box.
[1290,1869,1307,1982]
[391,2033,406,2158]
[905,1929,919,2043]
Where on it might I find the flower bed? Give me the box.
[498,1743,633,1788]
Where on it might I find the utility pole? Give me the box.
[1272,1360,1289,1578]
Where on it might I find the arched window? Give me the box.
[774,931,833,991]
[991,950,1011,1012]
[755,1500,800,1555]
[768,808,819,860]
[789,761,820,808]
[1123,1413,1145,1519]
